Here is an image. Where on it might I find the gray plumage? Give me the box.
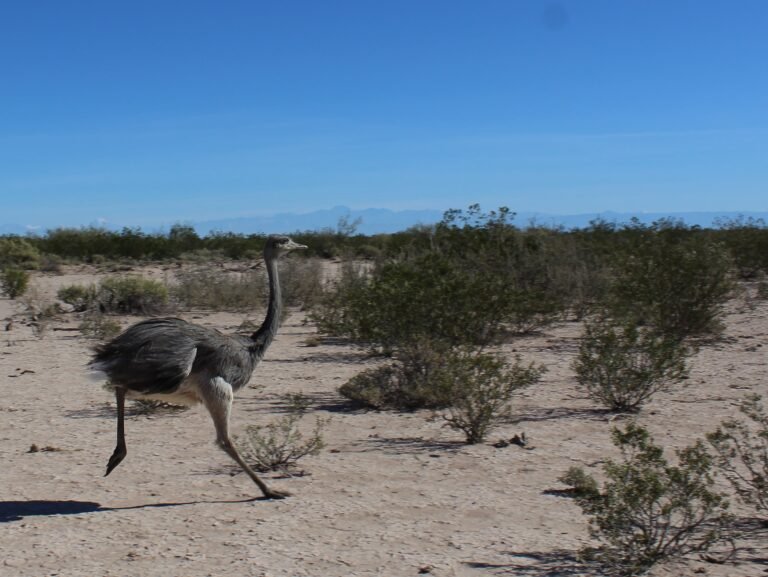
[89,235,306,499]
[93,319,259,396]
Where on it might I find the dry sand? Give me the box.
[0,267,766,577]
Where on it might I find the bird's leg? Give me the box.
[105,387,127,476]
[202,378,289,499]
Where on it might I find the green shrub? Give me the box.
[708,394,768,517]
[713,215,768,279]
[607,221,734,339]
[0,237,41,269]
[339,340,456,410]
[277,257,325,309]
[0,268,31,299]
[38,253,64,273]
[172,266,262,311]
[78,312,122,340]
[340,343,544,425]
[314,253,509,353]
[432,206,568,334]
[440,352,544,444]
[238,412,328,473]
[310,261,372,338]
[98,276,169,314]
[57,283,99,312]
[311,206,573,351]
[558,466,599,498]
[564,423,730,576]
[573,317,690,413]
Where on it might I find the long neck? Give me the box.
[250,255,281,358]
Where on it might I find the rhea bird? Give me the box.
[88,235,307,499]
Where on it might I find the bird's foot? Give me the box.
[104,447,126,477]
[260,487,291,500]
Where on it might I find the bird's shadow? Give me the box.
[0,497,264,523]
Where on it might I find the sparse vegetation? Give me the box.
[558,466,599,498]
[440,352,544,444]
[172,266,263,311]
[713,215,768,279]
[312,207,575,352]
[573,317,690,413]
[277,257,325,309]
[239,411,328,473]
[0,237,41,269]
[708,394,768,517]
[563,423,730,576]
[606,219,734,340]
[58,276,169,315]
[78,311,122,340]
[99,276,169,314]
[57,283,98,312]
[1,268,31,299]
[4,204,768,574]
[338,340,456,410]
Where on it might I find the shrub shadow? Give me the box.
[510,406,614,424]
[241,391,361,415]
[722,516,768,565]
[464,549,595,576]
[362,436,464,455]
[63,405,115,419]
[64,403,189,419]
[266,351,370,365]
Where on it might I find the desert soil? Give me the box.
[0,266,766,577]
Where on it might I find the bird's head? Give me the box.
[264,235,307,259]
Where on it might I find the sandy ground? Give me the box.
[0,266,766,577]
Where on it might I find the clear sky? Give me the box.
[1,1,766,230]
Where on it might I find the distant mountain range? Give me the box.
[191,207,768,235]
[2,206,767,236]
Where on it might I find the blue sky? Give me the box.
[1,1,766,230]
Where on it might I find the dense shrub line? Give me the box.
[1,212,767,275]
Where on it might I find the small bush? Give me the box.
[309,261,371,339]
[57,283,99,312]
[315,253,510,352]
[281,392,312,415]
[713,215,768,279]
[339,340,456,410]
[564,423,730,576]
[440,353,544,444]
[708,394,768,517]
[277,257,325,309]
[172,266,263,311]
[607,222,734,339]
[1,268,30,299]
[0,237,41,269]
[558,466,599,498]
[78,312,122,340]
[38,253,64,273]
[99,276,169,314]
[239,412,328,473]
[573,318,690,413]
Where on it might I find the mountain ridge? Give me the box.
[3,206,767,236]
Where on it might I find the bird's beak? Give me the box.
[286,240,307,251]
